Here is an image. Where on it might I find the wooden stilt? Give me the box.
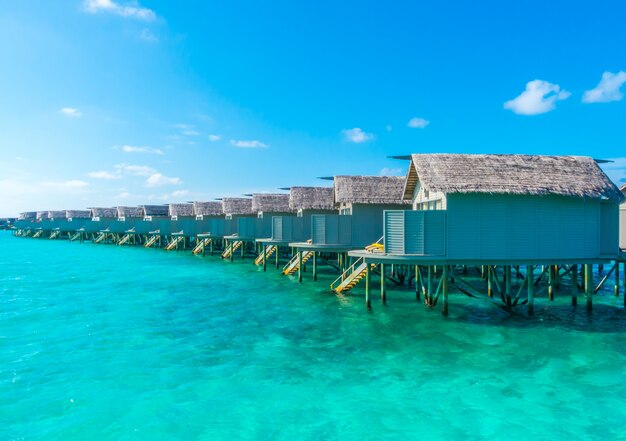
[585,263,592,311]
[571,264,578,307]
[527,265,534,315]
[263,245,267,272]
[415,265,421,302]
[442,265,449,316]
[276,245,279,269]
[548,265,554,301]
[298,251,303,283]
[365,262,371,309]
[380,263,386,304]
[313,252,317,281]
[487,266,493,298]
[427,265,434,305]
[615,261,620,296]
[505,265,512,308]
[240,241,244,260]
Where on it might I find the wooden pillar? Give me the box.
[210,239,214,256]
[527,265,534,316]
[568,263,577,307]
[276,245,279,269]
[427,265,434,305]
[442,265,449,316]
[585,263,592,311]
[505,265,512,308]
[487,266,493,298]
[615,261,620,296]
[380,263,386,304]
[240,241,245,260]
[548,265,554,301]
[298,251,303,283]
[415,265,421,302]
[313,252,317,281]
[263,245,267,272]
[365,262,371,310]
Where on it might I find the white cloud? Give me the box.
[139,28,158,42]
[116,191,132,199]
[379,167,404,176]
[208,134,221,142]
[145,173,181,187]
[87,170,120,180]
[582,71,626,104]
[385,125,393,132]
[407,117,429,129]
[504,79,571,115]
[114,163,156,176]
[83,0,156,20]
[182,130,199,136]
[60,107,81,117]
[230,139,269,148]
[121,145,164,155]
[42,180,90,190]
[341,128,374,143]
[174,123,192,130]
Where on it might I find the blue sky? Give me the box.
[1,0,625,216]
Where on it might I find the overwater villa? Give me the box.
[65,210,92,242]
[165,203,195,251]
[220,196,255,260]
[140,205,169,248]
[114,206,144,245]
[287,176,409,282]
[192,201,226,256]
[88,207,118,244]
[255,186,335,271]
[346,154,624,314]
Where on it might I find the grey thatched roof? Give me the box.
[222,197,254,215]
[90,207,117,218]
[66,210,92,219]
[142,205,169,217]
[193,201,223,216]
[116,206,143,218]
[252,193,292,213]
[36,211,49,220]
[169,203,194,217]
[405,154,624,202]
[620,183,626,195]
[48,210,67,219]
[289,186,335,210]
[19,212,36,220]
[334,176,409,205]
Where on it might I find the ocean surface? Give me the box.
[2,231,626,440]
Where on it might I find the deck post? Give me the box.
[276,245,279,269]
[548,265,554,301]
[614,260,620,296]
[585,263,592,311]
[380,263,386,304]
[240,241,245,260]
[527,265,534,316]
[263,245,267,272]
[427,265,434,305]
[571,264,578,307]
[487,266,493,298]
[298,251,303,283]
[365,262,371,310]
[505,265,512,307]
[415,265,421,302]
[230,240,234,262]
[210,239,214,256]
[442,265,449,316]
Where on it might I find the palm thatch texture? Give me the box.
[252,193,292,213]
[116,206,144,218]
[90,207,117,218]
[289,186,335,210]
[19,212,37,220]
[169,203,194,217]
[47,211,67,219]
[66,210,92,219]
[404,154,624,202]
[334,176,410,205]
[36,211,49,220]
[141,205,169,217]
[222,197,254,215]
[193,201,224,216]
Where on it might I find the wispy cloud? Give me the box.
[83,0,156,21]
[208,134,221,142]
[385,125,393,132]
[120,145,164,155]
[145,173,181,187]
[60,107,81,118]
[583,71,626,104]
[341,128,374,143]
[87,170,121,180]
[139,28,158,42]
[230,139,269,148]
[504,80,570,115]
[407,117,429,129]
[379,167,404,176]
[114,163,156,176]
[182,130,199,136]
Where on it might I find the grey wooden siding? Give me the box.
[384,210,446,255]
[620,207,626,250]
[238,217,257,239]
[311,214,352,245]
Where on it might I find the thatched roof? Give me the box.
[141,205,169,217]
[620,183,626,195]
[19,212,36,220]
[222,197,254,215]
[405,154,624,202]
[48,211,67,219]
[116,206,143,218]
[193,201,223,216]
[169,203,194,217]
[36,211,49,220]
[252,193,292,213]
[334,176,409,205]
[289,186,335,210]
[90,207,117,218]
[66,210,91,219]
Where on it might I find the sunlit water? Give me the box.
[2,231,626,440]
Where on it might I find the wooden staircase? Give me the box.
[94,232,107,243]
[165,236,185,251]
[49,230,60,240]
[192,238,212,255]
[222,240,243,259]
[32,230,43,238]
[69,231,82,242]
[254,245,277,265]
[144,235,158,248]
[117,233,132,246]
[282,250,314,275]
[331,259,372,293]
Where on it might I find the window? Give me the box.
[257,212,264,219]
[226,214,232,220]
[297,209,303,218]
[340,207,352,215]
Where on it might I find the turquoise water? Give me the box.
[2,232,626,440]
